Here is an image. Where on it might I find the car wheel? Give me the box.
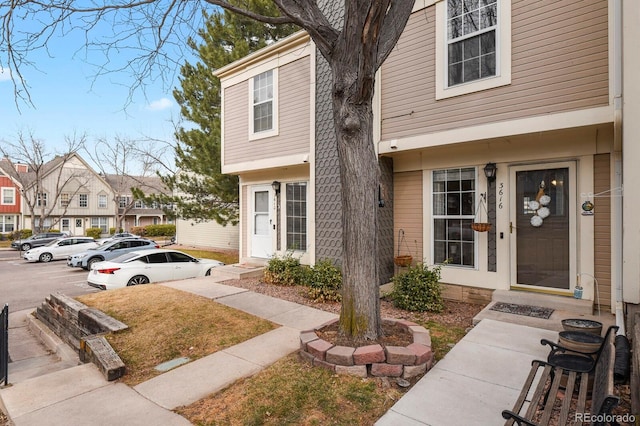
[126,275,150,286]
[21,243,31,251]
[86,257,103,269]
[39,253,53,263]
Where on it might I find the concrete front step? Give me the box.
[210,263,264,281]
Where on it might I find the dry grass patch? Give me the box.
[176,354,403,426]
[178,249,238,265]
[76,285,276,385]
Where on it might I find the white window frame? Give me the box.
[435,0,511,100]
[98,194,108,209]
[60,193,70,208]
[431,167,478,268]
[0,215,15,233]
[285,182,308,252]
[1,187,15,205]
[90,217,108,233]
[248,68,279,140]
[37,192,48,207]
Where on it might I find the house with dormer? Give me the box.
[214,1,639,328]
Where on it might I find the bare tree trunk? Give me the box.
[333,63,381,341]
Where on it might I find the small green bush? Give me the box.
[305,259,342,303]
[9,229,31,240]
[264,253,305,286]
[85,228,103,239]
[143,224,176,237]
[390,263,444,312]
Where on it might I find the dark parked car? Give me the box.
[67,237,159,270]
[11,232,67,251]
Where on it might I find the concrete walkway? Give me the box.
[1,277,577,425]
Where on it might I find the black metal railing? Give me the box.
[1,304,8,386]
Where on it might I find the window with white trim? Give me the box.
[286,182,307,251]
[119,196,130,208]
[98,194,108,208]
[436,0,511,99]
[432,168,476,267]
[249,69,278,139]
[0,215,15,232]
[37,192,47,207]
[60,193,70,208]
[79,194,88,208]
[90,217,108,233]
[447,0,497,86]
[1,188,15,205]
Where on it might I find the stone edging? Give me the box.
[299,318,434,379]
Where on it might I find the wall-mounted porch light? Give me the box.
[483,162,497,182]
[271,181,281,194]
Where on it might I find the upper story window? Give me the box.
[249,69,278,140]
[134,200,144,209]
[1,188,15,205]
[119,196,130,208]
[60,193,70,208]
[37,192,47,207]
[436,0,511,99]
[98,194,108,208]
[447,0,497,86]
[79,194,88,208]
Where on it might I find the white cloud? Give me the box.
[146,97,173,111]
[0,67,11,82]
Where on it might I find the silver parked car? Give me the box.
[67,237,159,270]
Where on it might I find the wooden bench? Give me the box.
[502,326,619,426]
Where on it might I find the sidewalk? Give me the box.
[1,278,567,425]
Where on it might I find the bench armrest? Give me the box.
[501,409,539,426]
[540,338,599,357]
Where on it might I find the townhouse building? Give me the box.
[215,0,640,326]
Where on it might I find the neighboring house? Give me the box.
[215,0,640,328]
[103,174,172,231]
[0,164,22,234]
[175,218,239,251]
[0,154,117,236]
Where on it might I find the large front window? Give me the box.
[433,168,476,267]
[447,0,497,86]
[0,215,15,233]
[286,183,307,251]
[90,217,108,233]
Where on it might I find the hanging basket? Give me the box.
[394,255,413,267]
[471,195,492,232]
[471,222,492,232]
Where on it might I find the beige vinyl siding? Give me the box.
[394,171,423,264]
[224,57,311,166]
[175,219,239,250]
[381,0,609,140]
[593,154,611,311]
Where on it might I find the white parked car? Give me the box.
[87,249,224,290]
[23,237,99,263]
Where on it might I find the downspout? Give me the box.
[612,0,625,335]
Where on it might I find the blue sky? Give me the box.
[0,8,202,169]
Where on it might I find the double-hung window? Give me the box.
[60,193,70,208]
[432,168,476,267]
[286,182,307,251]
[79,194,88,208]
[98,194,108,208]
[1,188,15,205]
[249,69,278,139]
[447,0,497,86]
[436,0,511,99]
[37,192,48,207]
[90,217,108,233]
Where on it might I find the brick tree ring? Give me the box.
[299,318,435,380]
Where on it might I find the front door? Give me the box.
[510,163,576,291]
[250,186,273,258]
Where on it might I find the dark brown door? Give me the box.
[514,167,570,289]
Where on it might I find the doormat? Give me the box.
[490,302,554,319]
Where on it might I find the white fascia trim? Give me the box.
[219,36,312,89]
[222,153,311,175]
[379,105,614,153]
[435,0,512,100]
[413,0,440,12]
